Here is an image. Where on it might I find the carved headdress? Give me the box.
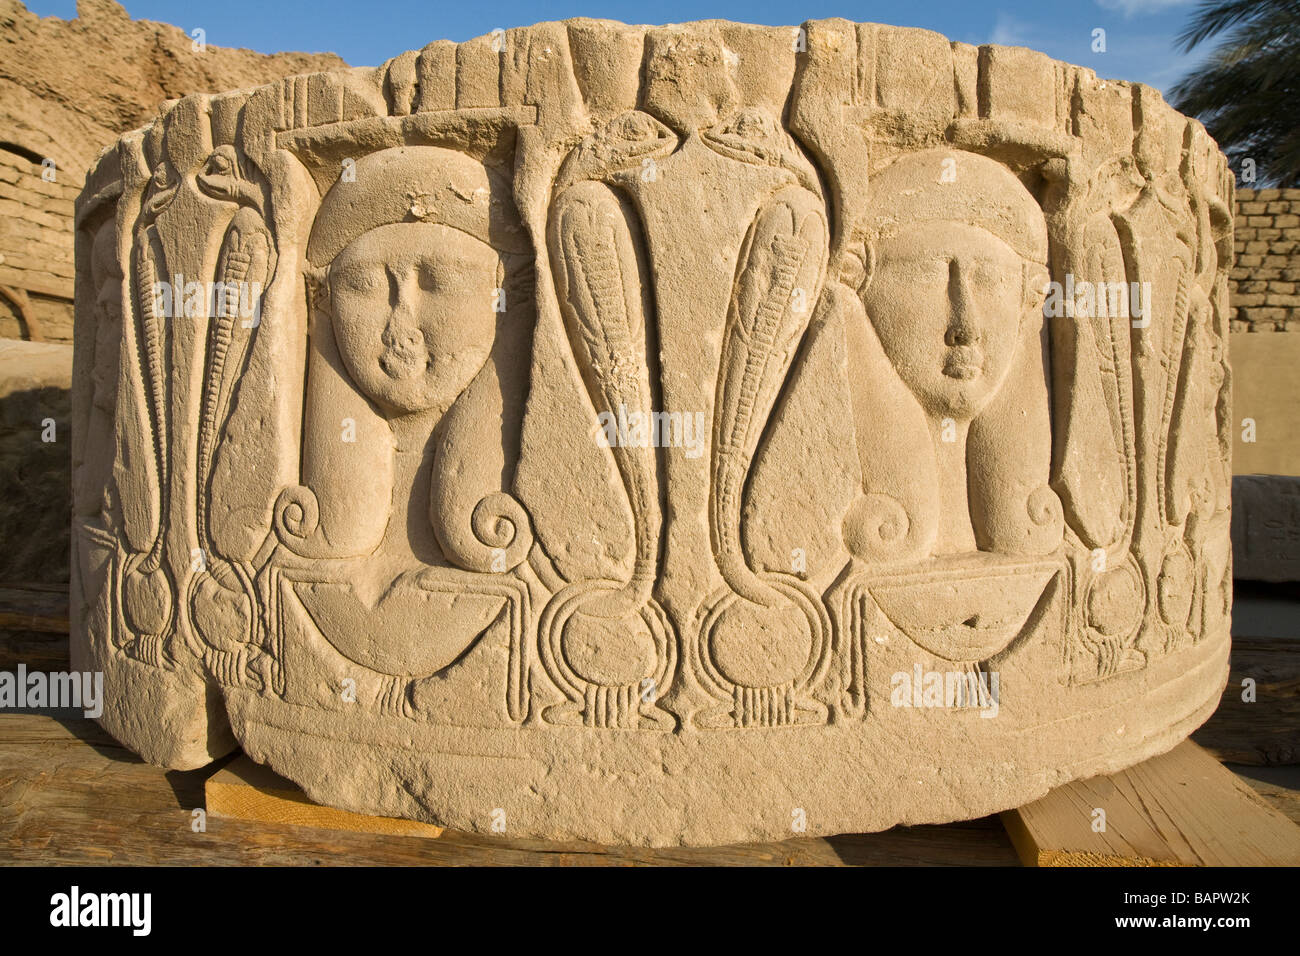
[306,145,530,267]
[859,148,1048,269]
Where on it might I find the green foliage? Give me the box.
[1170,0,1300,187]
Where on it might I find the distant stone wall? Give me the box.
[0,146,78,342]
[1231,187,1300,332]
[0,0,346,343]
[1230,188,1300,478]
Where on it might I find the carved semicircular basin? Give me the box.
[292,580,506,678]
[868,557,1059,663]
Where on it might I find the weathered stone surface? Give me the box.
[1232,475,1300,582]
[72,19,1235,846]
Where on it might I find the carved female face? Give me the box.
[329,221,500,416]
[863,221,1029,421]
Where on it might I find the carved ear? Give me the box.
[841,238,874,298]
[1023,262,1050,316]
[304,264,331,318]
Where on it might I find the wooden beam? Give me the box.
[1192,634,1300,766]
[0,585,69,633]
[205,754,446,840]
[1001,739,1300,866]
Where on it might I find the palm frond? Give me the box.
[1170,0,1300,185]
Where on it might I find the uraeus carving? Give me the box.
[72,19,1234,846]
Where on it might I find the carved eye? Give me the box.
[335,270,380,294]
[416,262,439,293]
[203,148,235,177]
[726,109,770,139]
[608,110,671,145]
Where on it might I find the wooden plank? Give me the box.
[1193,634,1300,766]
[0,585,69,634]
[0,586,71,673]
[1226,764,1300,825]
[206,755,446,839]
[1001,739,1300,866]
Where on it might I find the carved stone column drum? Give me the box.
[71,19,1234,845]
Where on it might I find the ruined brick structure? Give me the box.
[1230,188,1300,333]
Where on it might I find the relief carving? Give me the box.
[70,19,1235,845]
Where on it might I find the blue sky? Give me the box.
[26,0,1212,93]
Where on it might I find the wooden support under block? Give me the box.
[205,754,445,839]
[1001,739,1300,866]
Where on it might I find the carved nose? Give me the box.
[381,273,423,351]
[946,314,978,347]
[946,261,982,347]
[381,316,421,352]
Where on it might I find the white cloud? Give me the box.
[990,12,1034,48]
[1095,0,1196,18]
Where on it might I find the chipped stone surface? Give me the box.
[71,19,1234,846]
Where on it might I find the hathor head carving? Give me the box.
[307,146,529,416]
[857,149,1049,421]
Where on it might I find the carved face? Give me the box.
[863,222,1029,420]
[328,221,500,415]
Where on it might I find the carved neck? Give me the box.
[927,414,976,555]
[383,409,443,569]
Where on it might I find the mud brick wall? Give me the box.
[0,147,79,342]
[0,0,347,344]
[1231,188,1300,332]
